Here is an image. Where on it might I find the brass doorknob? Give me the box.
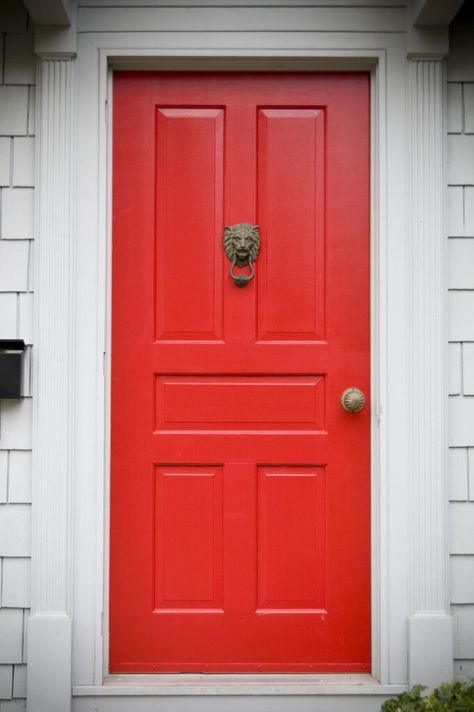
[341,387,366,413]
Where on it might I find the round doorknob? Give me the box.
[341,387,366,413]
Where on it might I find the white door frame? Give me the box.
[28,21,452,712]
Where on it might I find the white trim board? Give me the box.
[75,38,402,689]
[29,16,451,709]
[76,673,406,696]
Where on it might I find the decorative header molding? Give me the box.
[406,0,463,59]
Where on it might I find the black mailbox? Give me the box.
[0,340,26,399]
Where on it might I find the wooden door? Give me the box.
[110,72,371,673]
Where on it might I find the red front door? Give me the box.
[110,72,371,673]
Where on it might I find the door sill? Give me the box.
[73,674,406,696]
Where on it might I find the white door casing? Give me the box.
[28,6,453,710]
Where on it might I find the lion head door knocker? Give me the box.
[223,223,260,288]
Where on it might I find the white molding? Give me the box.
[23,0,73,26]
[74,674,406,696]
[406,57,453,688]
[57,18,448,704]
[406,1,450,60]
[412,0,464,27]
[71,695,400,712]
[34,2,77,57]
[28,55,75,712]
[72,32,409,694]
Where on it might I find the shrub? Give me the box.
[381,681,474,712]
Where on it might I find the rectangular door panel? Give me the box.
[257,466,326,611]
[154,466,223,610]
[155,108,224,341]
[155,375,325,431]
[257,108,325,341]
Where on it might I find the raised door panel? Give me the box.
[257,108,325,341]
[155,108,223,341]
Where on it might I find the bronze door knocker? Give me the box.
[223,223,260,287]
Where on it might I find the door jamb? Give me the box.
[98,52,387,689]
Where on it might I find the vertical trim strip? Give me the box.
[406,57,452,688]
[28,56,75,712]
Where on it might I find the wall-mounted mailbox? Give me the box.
[0,340,26,399]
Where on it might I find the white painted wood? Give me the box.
[451,556,474,602]
[412,0,464,27]
[447,83,462,133]
[0,88,28,136]
[28,87,36,136]
[406,24,448,60]
[23,0,73,26]
[0,401,32,450]
[0,242,29,292]
[13,665,27,699]
[4,34,35,86]
[8,452,32,504]
[78,6,405,32]
[469,449,474,501]
[454,660,474,680]
[79,675,404,696]
[453,606,474,658]
[2,559,31,609]
[465,187,474,235]
[465,344,474,395]
[34,5,77,57]
[465,83,474,133]
[70,25,413,694]
[406,57,452,687]
[448,135,474,183]
[0,610,24,665]
[448,447,468,500]
[0,452,7,503]
[0,665,13,700]
[28,52,75,712]
[22,611,28,665]
[20,345,32,399]
[18,294,33,345]
[450,502,474,553]
[408,615,453,687]
[449,239,474,288]
[0,138,11,186]
[72,695,398,712]
[1,189,34,239]
[449,292,474,341]
[448,343,461,394]
[0,505,31,556]
[28,616,72,712]
[13,138,35,187]
[2,700,27,711]
[2,701,27,712]
[449,397,474,446]
[447,186,463,235]
[0,295,17,336]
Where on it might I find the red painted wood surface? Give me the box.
[110,72,371,673]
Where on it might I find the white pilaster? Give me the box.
[28,55,75,712]
[406,57,453,688]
